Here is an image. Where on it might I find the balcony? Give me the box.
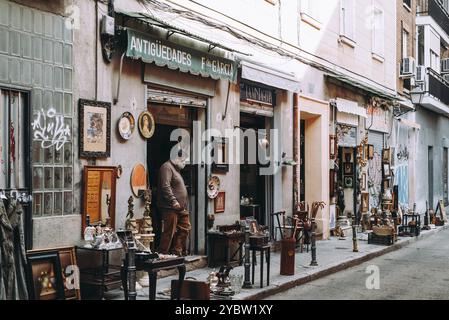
[417,0,449,37]
[419,68,449,114]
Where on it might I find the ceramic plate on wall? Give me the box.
[207,176,221,199]
[118,112,135,140]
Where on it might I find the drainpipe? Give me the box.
[293,93,300,211]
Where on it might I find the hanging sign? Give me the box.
[240,82,275,106]
[125,29,238,83]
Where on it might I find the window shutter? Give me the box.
[346,0,354,40]
[341,0,355,40]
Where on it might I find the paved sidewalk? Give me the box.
[105,225,449,300]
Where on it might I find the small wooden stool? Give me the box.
[250,244,270,288]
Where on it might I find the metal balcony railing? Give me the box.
[427,69,449,106]
[417,0,449,37]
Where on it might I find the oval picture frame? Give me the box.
[138,111,155,139]
[207,176,221,199]
[118,112,135,140]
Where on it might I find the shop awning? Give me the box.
[240,60,301,92]
[326,73,398,101]
[335,98,367,118]
[123,28,238,83]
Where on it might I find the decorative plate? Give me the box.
[138,111,155,139]
[207,176,221,199]
[118,112,135,140]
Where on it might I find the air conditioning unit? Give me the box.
[415,66,426,82]
[442,59,449,74]
[401,57,416,77]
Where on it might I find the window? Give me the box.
[403,0,412,10]
[402,29,409,59]
[430,49,440,72]
[0,89,28,190]
[372,6,385,58]
[417,25,425,65]
[438,0,449,14]
[340,0,355,41]
[301,0,322,22]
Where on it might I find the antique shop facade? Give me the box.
[0,0,299,254]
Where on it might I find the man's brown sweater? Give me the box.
[157,160,188,211]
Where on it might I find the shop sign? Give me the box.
[126,29,238,83]
[240,82,275,106]
[366,106,390,133]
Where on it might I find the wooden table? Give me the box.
[121,256,186,300]
[207,231,245,268]
[76,246,123,300]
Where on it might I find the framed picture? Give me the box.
[28,247,80,300]
[383,163,391,177]
[343,148,353,163]
[79,99,111,158]
[361,193,369,212]
[82,166,117,233]
[211,137,229,173]
[26,250,65,300]
[368,145,375,159]
[344,163,353,175]
[214,191,226,213]
[382,148,391,164]
[361,173,367,191]
[250,220,259,234]
[344,176,353,188]
[138,111,155,139]
[329,135,337,159]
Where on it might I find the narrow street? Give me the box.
[266,229,449,300]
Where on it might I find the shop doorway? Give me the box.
[239,113,272,226]
[337,147,357,218]
[147,103,198,254]
[0,88,32,249]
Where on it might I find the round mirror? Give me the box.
[131,163,147,197]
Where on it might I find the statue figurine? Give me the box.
[126,196,134,220]
[143,190,152,217]
[126,196,138,235]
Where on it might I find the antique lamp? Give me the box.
[410,86,425,105]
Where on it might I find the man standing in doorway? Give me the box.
[157,149,191,256]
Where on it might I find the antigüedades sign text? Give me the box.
[126,29,238,83]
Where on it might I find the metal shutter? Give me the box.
[368,131,384,209]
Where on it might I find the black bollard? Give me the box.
[310,217,318,266]
[242,225,252,289]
